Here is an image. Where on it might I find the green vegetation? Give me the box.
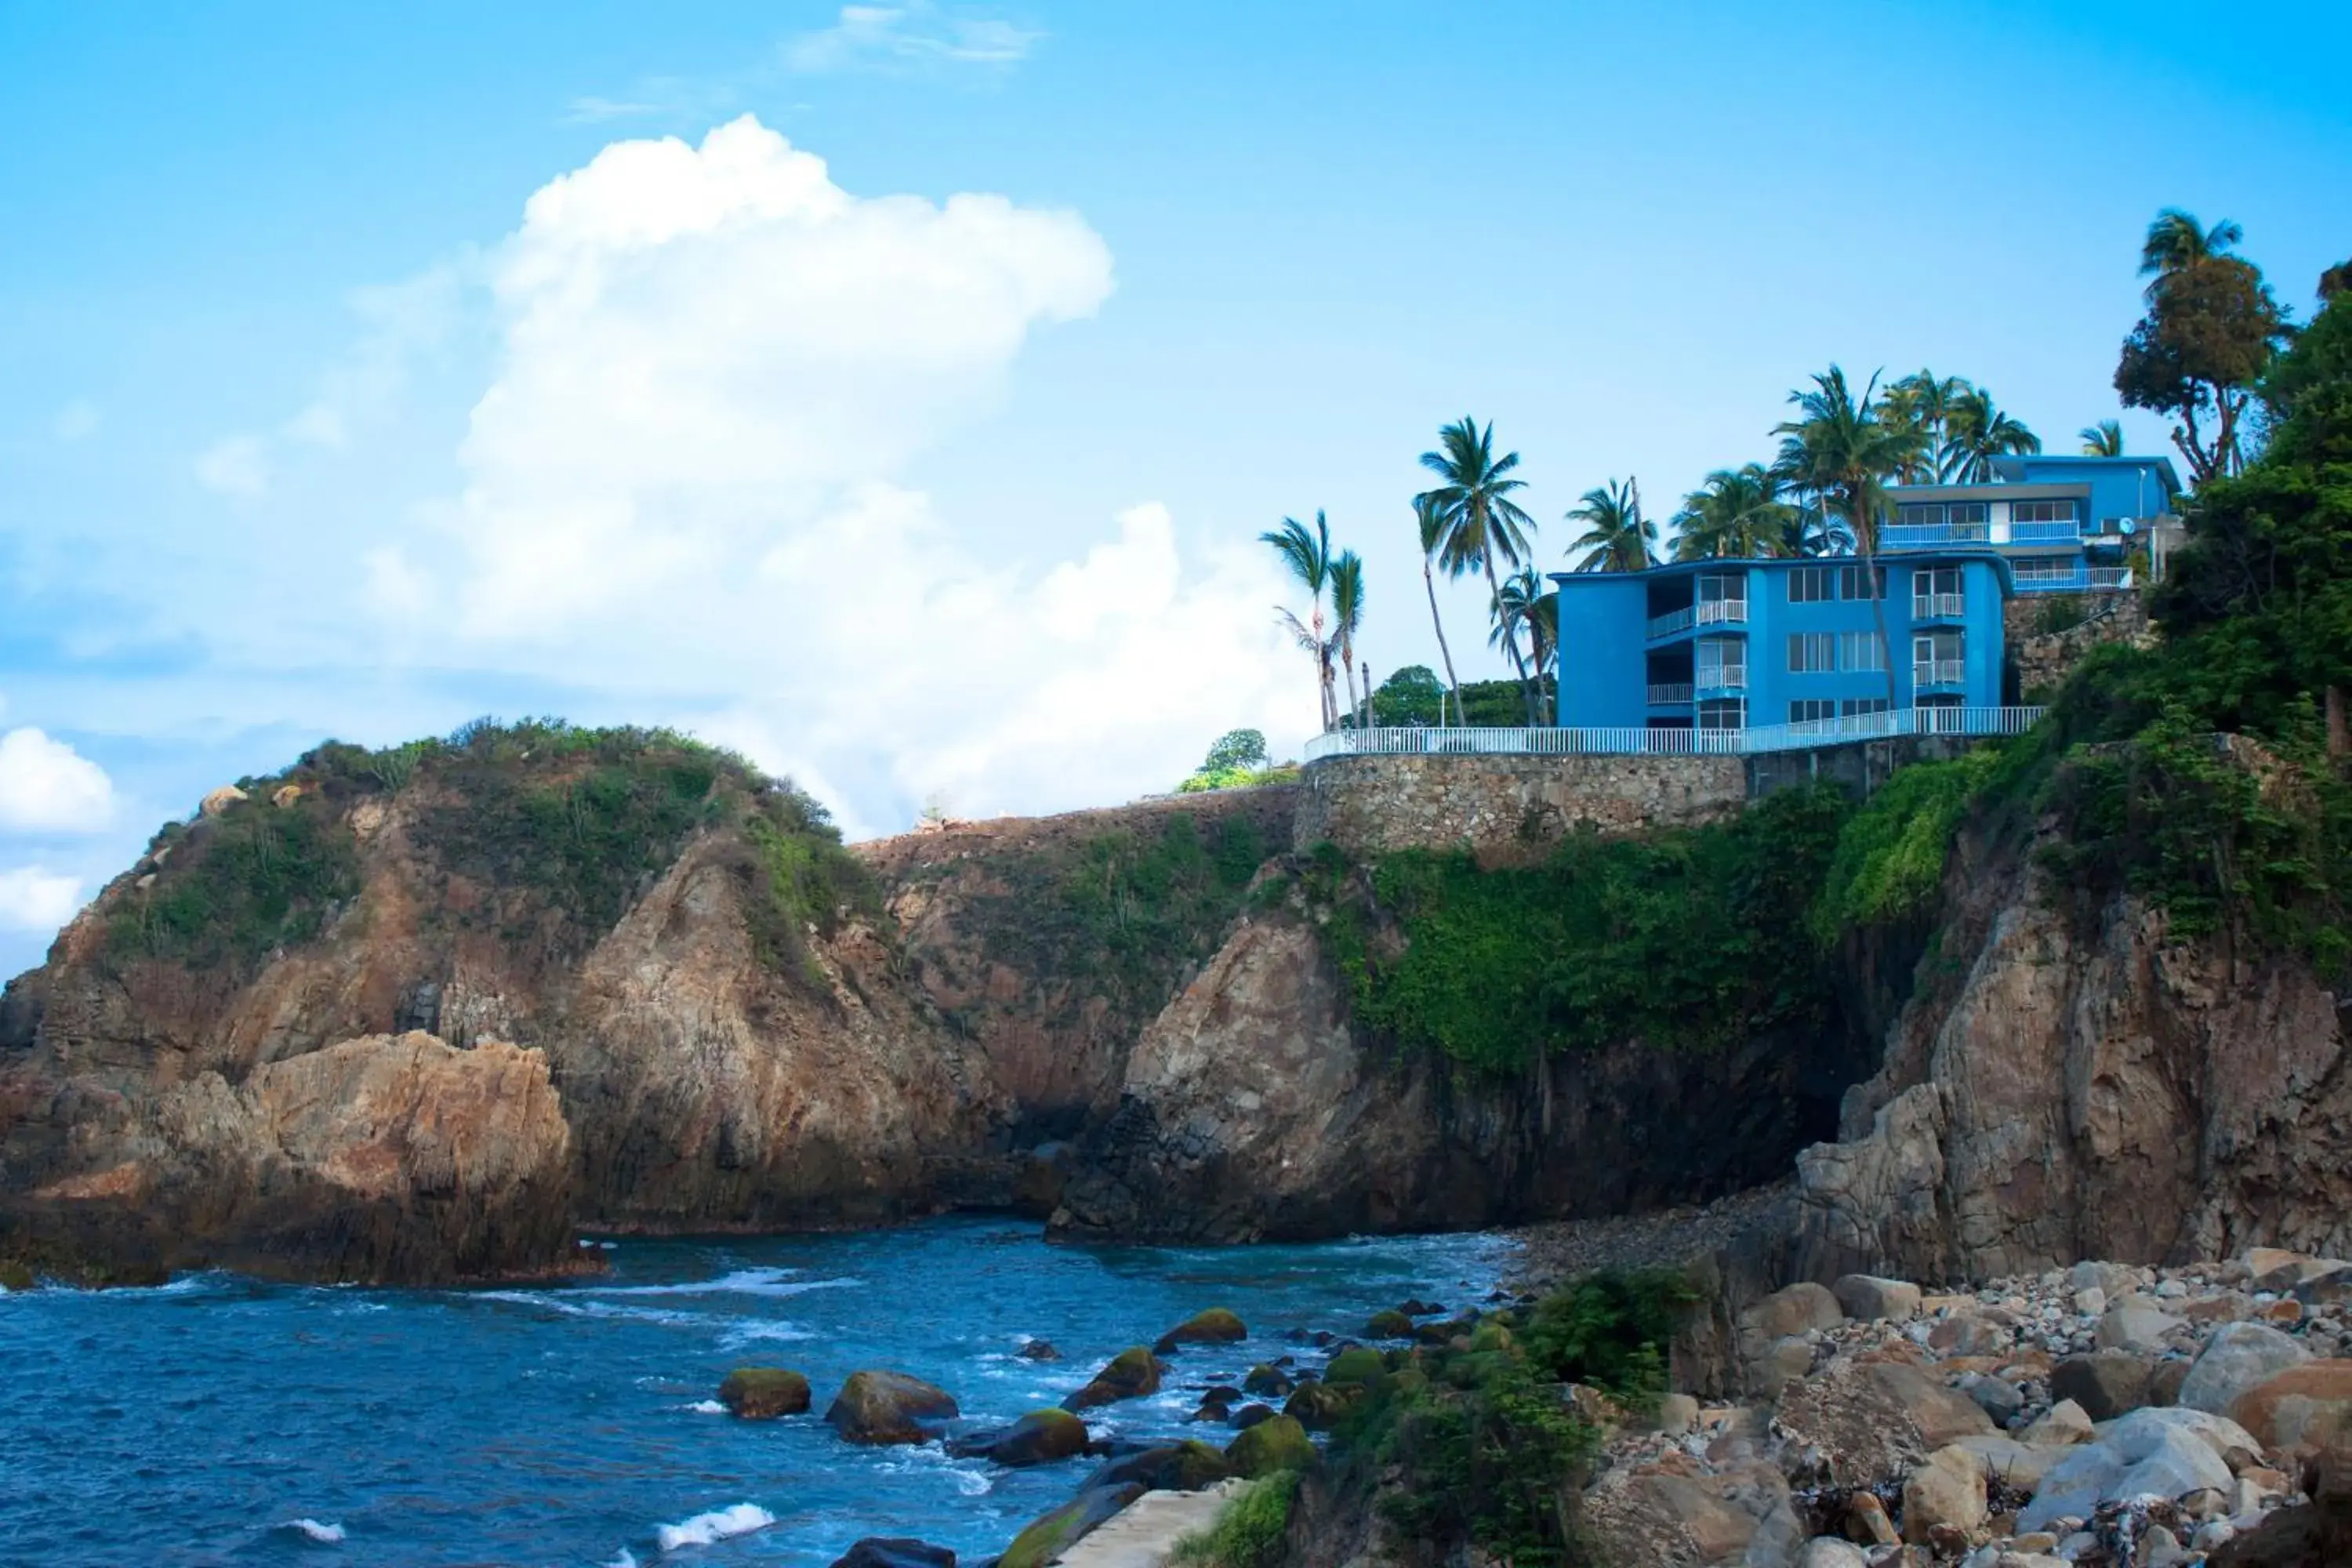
[1171,1472,1299,1568]
[1177,729,1300,793]
[103,717,873,982]
[1419,417,1544,724]
[1524,1269,1705,1410]
[1304,784,1849,1073]
[2031,593,2092,637]
[1812,749,2000,938]
[2115,209,2286,483]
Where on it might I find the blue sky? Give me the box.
[2,0,2347,974]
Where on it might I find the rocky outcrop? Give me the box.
[1795,829,2352,1286]
[1049,910,1865,1244]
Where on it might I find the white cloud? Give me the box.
[52,400,101,441]
[360,115,1312,828]
[194,434,270,498]
[0,728,115,833]
[0,866,84,934]
[788,4,1040,74]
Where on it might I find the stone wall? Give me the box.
[2004,592,2154,698]
[1293,752,1747,860]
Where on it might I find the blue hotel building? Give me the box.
[1882,454,2181,593]
[1548,551,2013,732]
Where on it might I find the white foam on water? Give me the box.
[714,1319,815,1350]
[591,1269,859,1301]
[654,1503,775,1552]
[683,1399,727,1414]
[281,1519,346,1542]
[604,1551,639,1568]
[473,1290,709,1328]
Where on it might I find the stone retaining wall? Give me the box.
[1293,752,1748,860]
[2004,593,2154,697]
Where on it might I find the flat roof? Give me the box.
[1550,548,2019,595]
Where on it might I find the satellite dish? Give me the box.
[2118,519,2136,535]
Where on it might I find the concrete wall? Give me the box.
[1294,752,1748,861]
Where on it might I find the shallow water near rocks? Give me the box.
[2,1215,1507,1565]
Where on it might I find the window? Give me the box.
[1913,566,1964,618]
[1787,633,1835,673]
[1840,698,1893,718]
[1947,502,1988,527]
[1786,566,1832,603]
[2012,499,2078,524]
[1697,637,1747,690]
[1789,700,1836,724]
[1839,564,1885,600]
[1913,630,1964,689]
[1696,573,1748,623]
[1697,699,1746,731]
[1896,503,1944,528]
[1839,631,1887,672]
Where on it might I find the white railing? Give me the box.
[2011,521,2082,544]
[2016,566,2139,595]
[1697,667,1748,691]
[1646,682,1694,706]
[1911,592,1965,619]
[1646,605,1694,639]
[1884,523,1991,549]
[2088,566,2135,590]
[1303,706,2046,761]
[1646,600,1748,640]
[1914,658,1966,688]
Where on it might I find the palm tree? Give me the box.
[1773,366,1924,706]
[1940,387,2042,482]
[1416,418,1541,723]
[1329,550,1365,728]
[1672,464,1797,561]
[1261,510,1337,731]
[1489,566,1558,724]
[1566,478,1657,572]
[2140,209,2243,292]
[1877,371,1970,483]
[2079,419,2125,457]
[1412,495,1465,726]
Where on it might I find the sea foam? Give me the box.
[655,1503,775,1552]
[281,1519,346,1542]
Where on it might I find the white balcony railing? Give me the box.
[1302,705,2046,761]
[2015,566,2138,594]
[1911,592,1965,619]
[1884,523,1991,550]
[1914,658,1966,688]
[1646,605,1694,639]
[2010,521,2082,544]
[1646,682,1694,706]
[2088,567,2135,591]
[1697,666,1748,692]
[1646,600,1748,640]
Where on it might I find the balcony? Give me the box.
[2011,520,2082,545]
[1911,591,1965,620]
[1883,522,1990,550]
[1914,658,1966,691]
[1646,682,1694,706]
[1645,599,1748,640]
[1695,667,1748,694]
[2013,567,2136,595]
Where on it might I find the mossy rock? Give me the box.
[1229,1402,1277,1430]
[1062,1345,1164,1412]
[1283,1381,1363,1431]
[1417,1316,1475,1345]
[1387,1367,1430,1399]
[0,1260,34,1293]
[1323,1347,1388,1385]
[1241,1363,1294,1399]
[1153,1307,1248,1352]
[825,1370,960,1445]
[1467,1321,1518,1355]
[1364,1308,1414,1339]
[985,1407,1090,1467]
[718,1366,811,1419]
[999,1483,1144,1568]
[1225,1414,1316,1478]
[1086,1439,1232,1493]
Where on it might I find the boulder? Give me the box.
[2179,1323,2312,1414]
[1902,1444,1989,1544]
[2071,1261,2143,1301]
[2149,1356,2192,1407]
[1957,1370,2024,1426]
[1832,1275,1922,1322]
[825,1371,960,1446]
[717,1367,811,1419]
[1016,1339,1061,1362]
[2051,1350,2156,1420]
[1652,1392,1700,1436]
[2227,1360,2352,1452]
[971,1409,1089,1467]
[1928,1314,2005,1356]
[2097,1298,2190,1353]
[1062,1347,1164,1412]
[1740,1282,1845,1345]
[1749,1334,1816,1392]
[1952,1433,2066,1490]
[1241,1363,1294,1399]
[1153,1308,1247,1353]
[2020,1399,2096,1446]
[1224,1414,1315,1478]
[1083,1440,1232,1494]
[1227,1402,1276,1431]
[829,1542,956,1568]
[1771,1357,1994,1481]
[2106,1406,2266,1462]
[1322,1347,1387,1385]
[1365,1309,1414,1338]
[997,1483,1145,1568]
[2018,1419,2234,1534]
[1798,1541,1871,1568]
[1283,1382,1362,1431]
[199,783,248,817]
[2245,1248,2339,1293]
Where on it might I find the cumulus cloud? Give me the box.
[194,434,270,498]
[363,115,1311,829]
[0,866,84,934]
[0,728,115,833]
[788,4,1040,74]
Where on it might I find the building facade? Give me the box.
[1548,552,2013,731]
[1880,454,2181,593]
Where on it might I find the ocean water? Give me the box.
[0,1216,1508,1566]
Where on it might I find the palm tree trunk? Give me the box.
[1423,560,1464,727]
[1340,638,1360,729]
[1485,554,1536,724]
[1854,499,1898,712]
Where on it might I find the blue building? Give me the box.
[1881,455,2180,594]
[1548,551,2013,733]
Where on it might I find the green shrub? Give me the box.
[1810,750,1998,940]
[106,801,361,972]
[1524,1269,1704,1409]
[2031,593,2089,636]
[1171,1472,1299,1568]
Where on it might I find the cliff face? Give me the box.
[1795,829,2352,1284]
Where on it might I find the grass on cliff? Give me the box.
[1299,783,1852,1073]
[103,717,875,980]
[1170,1472,1298,1568]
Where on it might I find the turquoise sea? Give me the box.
[0,1216,1508,1566]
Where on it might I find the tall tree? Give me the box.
[1773,366,1922,706]
[1489,566,1559,724]
[1673,464,1797,560]
[1940,387,2042,481]
[1877,371,1970,483]
[1260,510,1337,730]
[1329,550,1366,728]
[2116,209,2288,483]
[1566,477,1658,572]
[2079,419,2126,456]
[1413,495,1466,725]
[1417,418,1542,723]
